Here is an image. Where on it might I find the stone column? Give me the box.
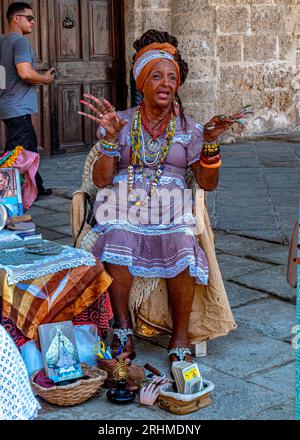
[124,0,172,106]
[171,0,217,124]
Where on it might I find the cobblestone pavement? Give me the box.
[30,140,298,420]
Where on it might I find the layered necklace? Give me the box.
[128,104,175,206]
[141,130,164,166]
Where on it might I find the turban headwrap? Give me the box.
[133,43,180,92]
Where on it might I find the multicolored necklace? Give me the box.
[141,129,164,166]
[0,146,24,168]
[140,103,170,140]
[128,104,175,206]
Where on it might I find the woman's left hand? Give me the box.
[203,106,253,142]
[203,115,234,142]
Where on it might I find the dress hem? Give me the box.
[99,252,208,285]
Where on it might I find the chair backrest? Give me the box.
[186,166,199,190]
[79,143,100,201]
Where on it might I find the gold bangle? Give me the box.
[202,145,220,158]
[203,142,219,149]
[200,160,222,169]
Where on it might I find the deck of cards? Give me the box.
[171,361,204,394]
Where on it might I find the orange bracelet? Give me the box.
[200,160,222,169]
[200,154,221,165]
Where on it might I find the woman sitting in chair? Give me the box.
[79,30,236,365]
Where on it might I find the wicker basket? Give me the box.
[30,363,108,407]
[158,380,214,415]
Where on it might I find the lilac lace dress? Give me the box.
[93,107,209,285]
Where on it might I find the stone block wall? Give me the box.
[124,0,300,137]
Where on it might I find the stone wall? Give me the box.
[124,0,300,137]
[124,0,172,94]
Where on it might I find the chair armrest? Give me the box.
[71,191,88,243]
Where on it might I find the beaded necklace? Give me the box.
[0,146,24,168]
[141,129,164,166]
[128,104,175,206]
[140,103,170,140]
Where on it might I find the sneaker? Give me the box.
[37,187,53,196]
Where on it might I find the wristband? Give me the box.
[96,140,121,159]
[200,159,222,169]
[200,154,221,164]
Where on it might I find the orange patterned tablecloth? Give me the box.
[0,260,112,340]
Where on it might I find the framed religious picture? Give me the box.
[38,321,83,383]
[0,168,23,217]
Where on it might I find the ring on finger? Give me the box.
[98,113,104,119]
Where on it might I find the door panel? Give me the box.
[89,0,112,59]
[57,83,85,147]
[55,0,83,61]
[49,0,125,152]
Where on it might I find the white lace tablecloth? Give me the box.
[0,240,96,285]
[0,325,40,420]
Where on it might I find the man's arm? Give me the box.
[16,62,54,85]
[13,37,54,86]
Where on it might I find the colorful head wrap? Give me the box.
[133,42,180,92]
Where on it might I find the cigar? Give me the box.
[143,363,164,377]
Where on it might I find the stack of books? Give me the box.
[171,361,204,394]
[7,214,37,238]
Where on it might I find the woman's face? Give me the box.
[0,173,8,191]
[142,60,178,110]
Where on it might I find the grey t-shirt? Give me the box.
[0,32,38,120]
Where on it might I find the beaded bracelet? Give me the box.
[200,159,222,169]
[96,139,121,159]
[202,142,220,157]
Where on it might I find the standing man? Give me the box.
[0,2,55,196]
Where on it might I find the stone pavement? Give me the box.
[30,140,297,420]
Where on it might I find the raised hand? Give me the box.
[78,94,127,141]
[203,105,253,142]
[203,115,232,142]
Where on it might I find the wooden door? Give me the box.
[0,0,51,154]
[48,0,126,153]
[0,0,126,154]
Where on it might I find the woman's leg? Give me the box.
[105,263,135,357]
[166,268,196,362]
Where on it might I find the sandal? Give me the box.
[168,347,193,363]
[168,347,193,388]
[111,328,136,360]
